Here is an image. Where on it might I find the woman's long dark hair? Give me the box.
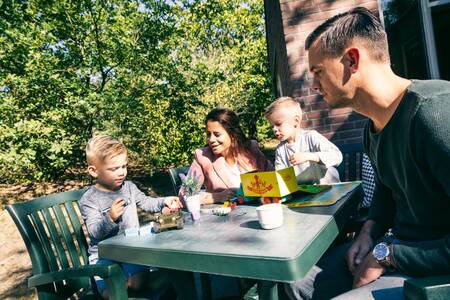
[205,108,252,157]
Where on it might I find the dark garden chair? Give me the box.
[337,143,364,182]
[168,166,190,196]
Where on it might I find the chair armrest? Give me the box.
[29,264,127,300]
[404,275,450,300]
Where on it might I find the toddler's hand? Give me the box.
[289,152,308,165]
[163,196,183,212]
[108,198,126,222]
[289,152,319,165]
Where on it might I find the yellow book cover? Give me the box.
[240,167,298,197]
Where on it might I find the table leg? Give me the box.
[258,280,278,300]
[200,273,212,300]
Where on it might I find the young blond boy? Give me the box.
[265,97,342,184]
[80,135,196,299]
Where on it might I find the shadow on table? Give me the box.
[239,220,261,230]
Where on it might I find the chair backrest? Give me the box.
[337,143,364,181]
[6,189,90,298]
[168,166,190,195]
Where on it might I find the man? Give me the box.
[286,7,450,299]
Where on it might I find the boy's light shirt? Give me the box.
[274,129,342,184]
[79,180,165,263]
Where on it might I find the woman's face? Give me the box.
[206,120,233,157]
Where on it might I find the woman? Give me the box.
[185,108,273,204]
[182,108,273,299]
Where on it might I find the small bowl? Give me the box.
[256,203,283,230]
[212,206,231,216]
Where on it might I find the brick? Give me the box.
[355,2,379,12]
[301,119,313,127]
[354,0,378,4]
[302,103,312,112]
[309,101,329,111]
[283,19,327,35]
[331,122,354,131]
[284,32,311,44]
[302,94,323,104]
[329,107,353,116]
[312,124,331,132]
[289,63,309,77]
[329,115,350,124]
[303,118,330,128]
[292,88,309,97]
[306,110,328,120]
[281,0,317,18]
[318,0,356,12]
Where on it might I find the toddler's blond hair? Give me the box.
[85,135,127,165]
[265,96,302,118]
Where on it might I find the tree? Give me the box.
[0,0,273,182]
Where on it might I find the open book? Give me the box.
[285,182,360,207]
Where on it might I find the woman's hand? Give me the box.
[201,190,235,204]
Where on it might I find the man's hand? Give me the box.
[163,196,183,213]
[346,232,374,275]
[108,198,126,222]
[289,152,319,166]
[352,252,386,288]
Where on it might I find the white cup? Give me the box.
[256,203,283,229]
[185,195,201,220]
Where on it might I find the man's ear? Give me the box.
[87,165,98,178]
[345,48,360,73]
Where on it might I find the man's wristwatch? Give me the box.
[372,242,395,270]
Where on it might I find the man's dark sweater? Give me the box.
[364,80,450,277]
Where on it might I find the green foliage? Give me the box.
[180,173,202,197]
[0,0,273,183]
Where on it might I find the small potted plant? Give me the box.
[180,173,202,220]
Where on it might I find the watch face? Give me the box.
[373,243,389,260]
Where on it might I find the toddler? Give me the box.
[265,97,342,184]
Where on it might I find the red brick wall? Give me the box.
[268,0,380,145]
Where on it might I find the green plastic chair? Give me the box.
[6,189,128,300]
[168,166,190,195]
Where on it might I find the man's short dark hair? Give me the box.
[305,7,389,62]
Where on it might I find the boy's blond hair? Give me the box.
[265,96,302,118]
[85,135,127,165]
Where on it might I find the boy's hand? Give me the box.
[163,196,183,213]
[289,152,319,165]
[108,198,126,222]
